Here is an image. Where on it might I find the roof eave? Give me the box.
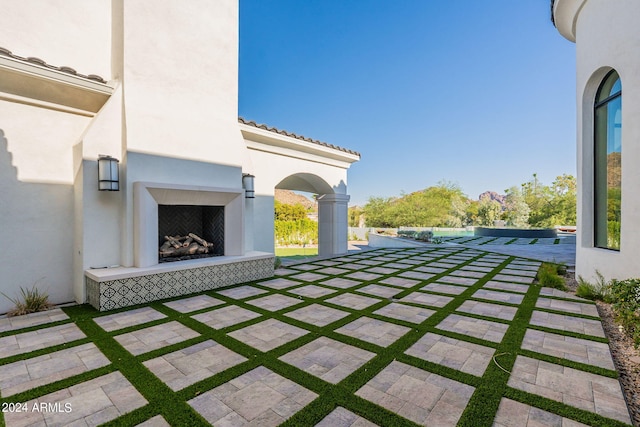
[552,0,587,42]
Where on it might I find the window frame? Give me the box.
[593,70,622,251]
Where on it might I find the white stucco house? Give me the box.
[552,0,639,282]
[0,1,359,313]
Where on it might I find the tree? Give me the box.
[477,196,503,226]
[362,181,470,228]
[348,206,364,227]
[274,201,308,221]
[503,186,530,227]
[520,174,576,227]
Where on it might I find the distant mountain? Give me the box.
[478,191,506,206]
[275,189,316,211]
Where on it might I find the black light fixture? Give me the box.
[98,155,120,191]
[242,173,255,198]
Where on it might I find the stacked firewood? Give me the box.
[159,233,214,258]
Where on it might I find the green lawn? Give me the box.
[275,246,319,258]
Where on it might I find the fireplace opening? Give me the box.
[158,205,224,263]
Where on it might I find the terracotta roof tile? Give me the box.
[238,117,360,157]
[0,47,107,83]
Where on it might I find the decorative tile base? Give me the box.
[86,257,274,311]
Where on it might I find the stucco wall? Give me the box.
[573,0,640,281]
[0,0,111,80]
[0,101,90,313]
[117,0,248,167]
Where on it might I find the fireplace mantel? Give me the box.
[133,181,245,268]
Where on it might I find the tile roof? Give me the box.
[0,47,107,83]
[238,117,360,157]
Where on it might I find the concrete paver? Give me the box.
[457,300,518,321]
[536,298,599,317]
[115,321,199,356]
[315,407,378,427]
[336,317,410,347]
[377,276,420,288]
[373,302,436,324]
[188,366,317,426]
[399,292,453,308]
[286,285,337,298]
[162,294,224,313]
[493,398,590,427]
[279,337,375,384]
[356,284,401,299]
[437,314,509,343]
[521,329,615,370]
[0,323,86,359]
[0,309,69,333]
[320,277,362,289]
[216,285,267,300]
[508,355,631,424]
[285,303,350,327]
[228,318,308,352]
[421,282,467,295]
[405,332,494,376]
[0,343,110,397]
[3,371,147,427]
[257,278,303,290]
[192,305,261,329]
[356,361,475,426]
[143,339,247,391]
[529,310,605,338]
[326,293,382,310]
[472,289,524,305]
[245,293,303,312]
[94,307,166,332]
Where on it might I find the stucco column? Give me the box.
[317,193,350,256]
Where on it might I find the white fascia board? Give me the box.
[0,55,114,95]
[239,123,360,167]
[246,139,355,169]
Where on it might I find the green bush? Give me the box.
[397,230,417,238]
[609,278,640,348]
[274,218,318,246]
[415,230,433,242]
[274,256,282,269]
[536,263,566,290]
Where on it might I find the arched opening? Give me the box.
[274,173,349,257]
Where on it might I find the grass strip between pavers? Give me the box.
[0,246,630,427]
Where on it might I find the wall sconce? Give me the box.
[242,174,255,199]
[98,155,120,191]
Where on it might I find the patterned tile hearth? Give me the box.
[86,256,274,311]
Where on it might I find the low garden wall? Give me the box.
[474,227,557,238]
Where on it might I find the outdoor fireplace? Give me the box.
[158,205,224,262]
[133,182,245,268]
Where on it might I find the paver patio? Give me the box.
[0,246,632,426]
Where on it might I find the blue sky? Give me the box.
[239,0,576,206]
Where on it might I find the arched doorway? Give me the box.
[275,173,350,257]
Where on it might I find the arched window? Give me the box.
[594,70,621,250]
